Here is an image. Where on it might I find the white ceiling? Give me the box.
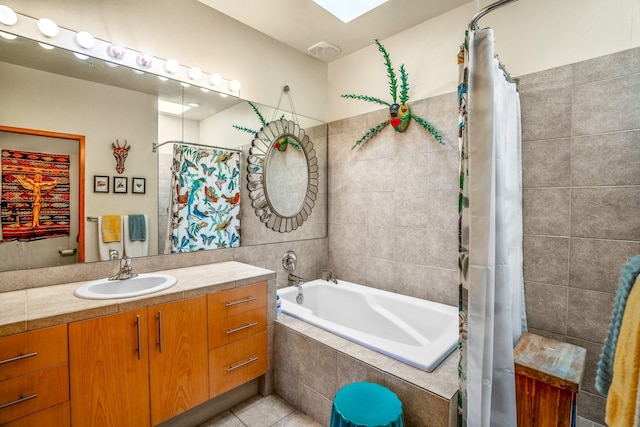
[198,0,470,62]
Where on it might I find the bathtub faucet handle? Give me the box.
[322,269,337,284]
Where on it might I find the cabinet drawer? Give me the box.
[0,325,67,381]
[208,307,267,349]
[208,282,266,320]
[0,364,69,424]
[209,331,267,398]
[2,401,70,427]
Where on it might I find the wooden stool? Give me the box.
[330,382,403,427]
[514,332,586,427]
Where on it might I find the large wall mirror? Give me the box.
[0,31,327,272]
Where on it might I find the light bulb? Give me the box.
[229,80,241,92]
[107,43,125,60]
[209,73,222,86]
[76,31,95,49]
[37,18,59,37]
[189,67,202,80]
[136,52,153,69]
[0,5,18,26]
[165,59,179,74]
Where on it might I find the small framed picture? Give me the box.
[113,176,128,194]
[94,175,109,193]
[132,177,146,194]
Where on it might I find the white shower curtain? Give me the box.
[457,28,527,427]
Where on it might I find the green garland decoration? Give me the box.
[340,94,390,106]
[375,39,397,103]
[247,101,267,127]
[411,114,443,144]
[232,125,257,134]
[399,65,410,105]
[352,120,390,150]
[233,101,301,151]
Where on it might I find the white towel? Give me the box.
[123,215,149,258]
[97,215,123,261]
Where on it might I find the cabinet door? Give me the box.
[69,310,150,427]
[148,296,208,426]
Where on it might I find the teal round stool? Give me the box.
[330,382,403,427]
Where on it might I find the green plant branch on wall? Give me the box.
[341,39,443,150]
[233,101,301,151]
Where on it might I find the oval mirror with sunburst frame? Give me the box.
[246,119,318,232]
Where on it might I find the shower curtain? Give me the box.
[166,144,241,253]
[457,28,526,427]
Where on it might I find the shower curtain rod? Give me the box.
[468,0,519,31]
[468,0,520,86]
[152,140,243,154]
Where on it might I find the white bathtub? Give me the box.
[277,279,458,372]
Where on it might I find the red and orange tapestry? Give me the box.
[1,149,70,241]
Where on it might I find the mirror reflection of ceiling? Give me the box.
[0,34,243,122]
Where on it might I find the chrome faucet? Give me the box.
[109,256,138,281]
[288,273,304,304]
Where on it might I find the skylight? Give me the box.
[312,0,388,23]
[158,99,192,116]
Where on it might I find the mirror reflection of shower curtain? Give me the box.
[457,28,527,427]
[165,144,240,253]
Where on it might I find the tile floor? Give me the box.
[199,394,321,427]
[198,393,604,427]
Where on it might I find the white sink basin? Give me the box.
[74,273,177,300]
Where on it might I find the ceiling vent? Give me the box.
[307,41,341,59]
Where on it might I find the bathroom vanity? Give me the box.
[0,261,275,426]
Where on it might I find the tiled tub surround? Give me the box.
[327,46,640,424]
[275,315,458,427]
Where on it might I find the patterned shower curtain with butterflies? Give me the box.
[168,144,240,252]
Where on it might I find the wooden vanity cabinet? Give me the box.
[0,325,69,426]
[68,296,208,427]
[69,308,151,427]
[148,297,208,425]
[208,282,268,398]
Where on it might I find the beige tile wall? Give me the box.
[327,91,461,307]
[327,46,640,424]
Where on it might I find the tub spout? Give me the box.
[288,273,304,304]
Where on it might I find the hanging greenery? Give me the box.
[233,101,301,151]
[341,39,443,149]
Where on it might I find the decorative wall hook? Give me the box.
[341,39,444,149]
[112,139,130,174]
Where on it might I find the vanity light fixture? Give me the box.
[105,61,119,68]
[107,42,125,60]
[0,31,16,40]
[189,67,202,80]
[75,31,95,49]
[136,52,153,69]
[73,52,89,60]
[165,58,180,74]
[38,42,55,50]
[209,73,223,86]
[37,18,59,37]
[0,5,17,26]
[229,80,241,92]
